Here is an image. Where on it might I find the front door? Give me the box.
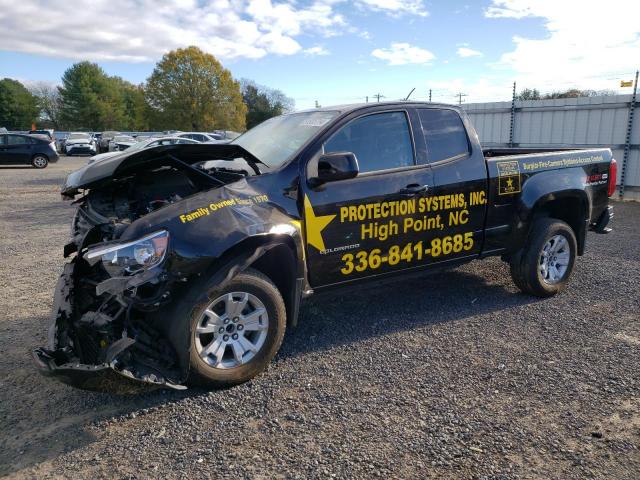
[301,109,437,287]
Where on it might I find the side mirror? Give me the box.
[310,152,359,186]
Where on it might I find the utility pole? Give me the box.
[366,96,369,103]
[620,70,638,199]
[372,93,385,102]
[429,89,432,102]
[455,92,467,105]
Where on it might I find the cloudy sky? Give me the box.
[0,0,639,109]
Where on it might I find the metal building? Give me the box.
[463,95,639,201]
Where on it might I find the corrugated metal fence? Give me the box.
[463,95,640,201]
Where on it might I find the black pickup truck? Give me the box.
[34,102,616,392]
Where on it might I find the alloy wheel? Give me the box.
[539,234,570,284]
[194,292,269,369]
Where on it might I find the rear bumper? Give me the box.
[592,205,614,234]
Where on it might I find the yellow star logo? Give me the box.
[507,178,514,188]
[304,195,336,252]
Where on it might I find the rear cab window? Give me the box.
[323,111,414,173]
[417,109,470,163]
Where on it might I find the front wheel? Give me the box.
[184,269,286,388]
[509,218,577,297]
[31,155,49,169]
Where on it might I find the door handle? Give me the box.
[399,183,429,196]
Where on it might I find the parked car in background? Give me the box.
[212,130,242,140]
[65,132,96,156]
[99,131,120,153]
[108,135,137,152]
[29,129,57,152]
[53,132,67,152]
[88,136,199,164]
[0,133,59,168]
[176,132,224,143]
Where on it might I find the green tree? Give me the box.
[58,61,128,130]
[241,79,294,129]
[110,77,149,130]
[0,78,39,130]
[516,88,541,101]
[543,88,616,99]
[145,46,246,131]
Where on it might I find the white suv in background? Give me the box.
[64,132,96,156]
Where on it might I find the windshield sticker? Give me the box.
[300,116,333,127]
[497,161,521,195]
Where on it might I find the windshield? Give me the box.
[232,111,339,168]
[114,136,135,143]
[68,133,90,140]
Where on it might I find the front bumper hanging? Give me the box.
[32,262,185,393]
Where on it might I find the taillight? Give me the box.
[607,158,617,197]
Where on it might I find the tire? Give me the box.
[509,218,577,297]
[31,155,49,169]
[183,268,286,388]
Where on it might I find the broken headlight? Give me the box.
[86,230,169,277]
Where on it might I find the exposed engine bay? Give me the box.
[34,144,264,392]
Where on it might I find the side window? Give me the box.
[7,135,26,145]
[0,135,6,145]
[324,111,414,173]
[418,109,470,163]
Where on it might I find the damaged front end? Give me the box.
[33,257,185,393]
[34,144,269,393]
[35,213,187,392]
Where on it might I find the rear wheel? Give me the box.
[509,218,576,297]
[185,269,286,388]
[31,155,49,169]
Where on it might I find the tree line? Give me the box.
[516,88,617,101]
[0,46,293,132]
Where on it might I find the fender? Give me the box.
[515,167,591,254]
[159,234,304,383]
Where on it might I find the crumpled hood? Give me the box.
[62,143,264,196]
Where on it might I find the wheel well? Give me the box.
[32,153,49,160]
[250,242,299,328]
[533,196,587,255]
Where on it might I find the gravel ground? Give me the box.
[0,157,638,479]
